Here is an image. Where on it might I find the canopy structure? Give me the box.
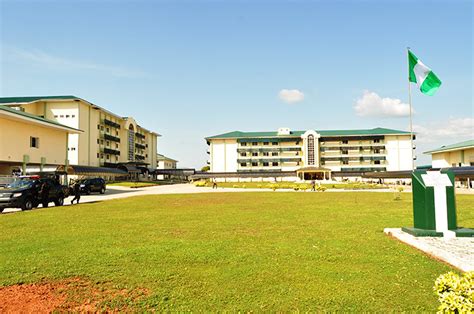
[57,165,127,176]
[296,166,332,180]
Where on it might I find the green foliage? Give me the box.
[397,187,405,193]
[434,271,473,313]
[317,186,327,192]
[194,180,207,187]
[201,166,210,172]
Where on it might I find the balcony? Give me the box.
[104,148,120,156]
[135,154,145,161]
[135,132,145,139]
[104,134,120,143]
[104,118,121,129]
[135,143,146,150]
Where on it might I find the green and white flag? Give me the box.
[408,50,442,96]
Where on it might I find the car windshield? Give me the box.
[7,179,36,189]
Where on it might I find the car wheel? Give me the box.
[100,187,105,194]
[22,198,34,211]
[54,196,64,206]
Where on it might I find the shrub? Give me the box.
[257,184,262,188]
[317,186,327,192]
[194,181,207,187]
[269,183,279,191]
[397,186,404,193]
[233,185,239,188]
[292,185,299,191]
[299,184,309,192]
[434,271,473,313]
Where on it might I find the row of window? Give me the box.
[321,160,383,165]
[54,114,76,119]
[240,162,280,167]
[97,124,120,136]
[240,152,280,157]
[322,139,382,145]
[241,142,281,146]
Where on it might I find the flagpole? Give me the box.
[407,47,415,171]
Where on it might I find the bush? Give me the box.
[269,183,279,191]
[434,271,473,313]
[317,186,327,192]
[397,186,404,193]
[194,181,207,187]
[299,184,309,192]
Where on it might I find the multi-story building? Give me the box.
[157,154,178,180]
[0,105,80,175]
[205,127,413,179]
[0,96,159,169]
[425,140,474,168]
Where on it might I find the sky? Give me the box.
[1,0,472,168]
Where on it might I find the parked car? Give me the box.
[0,176,66,212]
[76,178,106,195]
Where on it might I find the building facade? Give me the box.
[0,105,80,175]
[157,154,178,170]
[206,127,413,179]
[425,140,474,168]
[0,96,159,169]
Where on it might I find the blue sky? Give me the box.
[1,0,472,167]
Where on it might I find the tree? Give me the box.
[201,166,210,172]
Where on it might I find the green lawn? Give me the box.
[107,181,162,188]
[1,192,473,311]
[199,181,388,190]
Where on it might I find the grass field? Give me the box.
[1,192,473,311]
[199,181,388,190]
[108,181,163,188]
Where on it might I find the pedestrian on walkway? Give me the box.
[212,179,217,189]
[71,182,81,204]
[311,180,316,192]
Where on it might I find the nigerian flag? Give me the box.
[408,50,442,96]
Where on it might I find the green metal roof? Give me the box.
[424,139,474,154]
[206,127,411,140]
[0,95,80,104]
[0,105,81,132]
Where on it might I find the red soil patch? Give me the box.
[0,278,148,312]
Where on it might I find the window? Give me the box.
[263,152,269,156]
[342,150,348,155]
[106,141,110,146]
[70,147,76,151]
[374,149,380,154]
[272,162,279,166]
[241,142,247,146]
[272,152,278,156]
[374,139,381,143]
[240,152,246,157]
[470,162,474,166]
[97,125,100,130]
[263,162,269,167]
[342,140,348,144]
[100,153,104,158]
[100,140,104,145]
[252,142,258,146]
[106,154,110,159]
[272,142,278,146]
[72,115,75,118]
[101,126,104,130]
[116,130,119,136]
[263,142,269,145]
[307,135,315,165]
[106,127,110,133]
[342,160,349,165]
[66,115,70,118]
[60,115,64,118]
[252,152,258,157]
[54,115,58,118]
[97,139,100,144]
[252,162,258,167]
[374,160,381,165]
[240,162,247,167]
[116,143,119,149]
[97,153,100,158]
[30,137,39,148]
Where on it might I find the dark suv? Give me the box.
[0,176,66,212]
[76,178,106,195]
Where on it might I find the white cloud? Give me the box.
[354,90,411,117]
[278,89,305,104]
[413,117,474,144]
[4,46,146,78]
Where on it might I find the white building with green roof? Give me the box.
[424,140,474,168]
[205,127,413,179]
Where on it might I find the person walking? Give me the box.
[311,180,316,192]
[71,182,81,204]
[39,181,50,208]
[212,179,217,189]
